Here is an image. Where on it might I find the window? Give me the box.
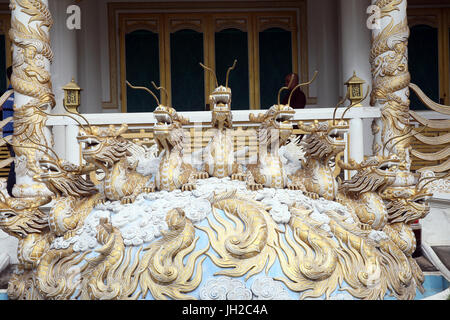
[118,10,302,112]
[0,13,11,92]
[408,8,450,108]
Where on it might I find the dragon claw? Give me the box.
[305,191,320,200]
[94,198,106,206]
[143,186,155,193]
[121,197,134,205]
[248,183,263,191]
[232,174,245,181]
[196,172,209,179]
[182,183,196,192]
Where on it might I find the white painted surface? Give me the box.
[339,0,372,105]
[422,194,450,247]
[307,0,340,107]
[0,231,17,265]
[349,117,364,175]
[77,0,103,114]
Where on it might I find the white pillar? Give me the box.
[77,0,103,114]
[339,0,372,106]
[339,0,373,168]
[10,0,54,198]
[65,123,80,165]
[370,0,411,161]
[49,0,78,160]
[349,117,365,177]
[308,0,340,107]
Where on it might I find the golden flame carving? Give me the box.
[198,190,280,280]
[137,208,208,300]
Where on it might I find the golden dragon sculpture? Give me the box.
[293,119,348,200]
[336,155,402,231]
[245,73,318,191]
[246,103,300,190]
[33,153,100,239]
[200,61,246,180]
[78,124,154,204]
[0,184,51,272]
[126,81,208,192]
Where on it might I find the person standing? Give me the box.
[282,73,307,109]
[1,66,15,196]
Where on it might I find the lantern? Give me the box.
[63,78,82,113]
[345,71,366,107]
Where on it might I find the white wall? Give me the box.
[307,0,340,108]
[77,0,103,114]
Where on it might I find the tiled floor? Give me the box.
[433,246,450,270]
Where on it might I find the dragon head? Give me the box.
[298,120,349,162]
[250,104,296,147]
[338,154,402,194]
[78,124,130,172]
[34,156,97,198]
[201,60,236,129]
[381,186,432,225]
[210,85,233,129]
[0,181,50,239]
[153,104,189,151]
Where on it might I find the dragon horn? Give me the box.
[277,86,290,106]
[126,80,160,106]
[332,94,349,126]
[31,105,89,131]
[62,104,94,132]
[151,81,170,106]
[225,60,237,89]
[287,71,319,107]
[199,62,219,88]
[340,85,370,121]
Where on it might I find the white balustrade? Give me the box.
[46,107,381,167]
[45,107,449,169]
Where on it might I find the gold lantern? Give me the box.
[344,71,366,107]
[63,78,82,113]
